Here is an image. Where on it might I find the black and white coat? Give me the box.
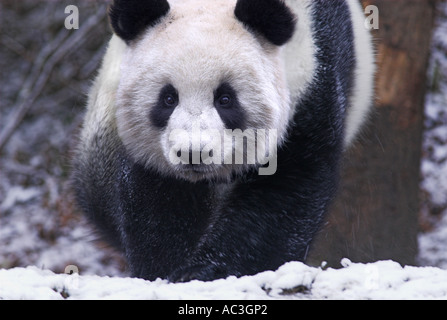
[73,0,375,281]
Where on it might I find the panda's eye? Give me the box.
[218,95,232,107]
[164,94,178,107]
[220,95,231,105]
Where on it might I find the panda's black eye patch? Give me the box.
[214,83,246,130]
[150,84,179,128]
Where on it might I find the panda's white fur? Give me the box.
[344,0,376,144]
[282,0,316,116]
[82,0,374,182]
[80,36,124,147]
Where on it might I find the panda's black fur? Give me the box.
[109,0,170,42]
[234,0,297,46]
[73,0,368,282]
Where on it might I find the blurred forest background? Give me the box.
[0,0,446,276]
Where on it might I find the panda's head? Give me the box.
[112,0,296,182]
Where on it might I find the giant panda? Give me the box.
[73,0,375,282]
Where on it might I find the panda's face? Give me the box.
[114,0,295,182]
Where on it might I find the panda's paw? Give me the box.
[168,264,230,283]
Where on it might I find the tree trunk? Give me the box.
[307,0,437,267]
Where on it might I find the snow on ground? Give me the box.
[418,213,447,270]
[1,260,446,300]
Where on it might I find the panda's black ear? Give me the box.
[109,0,170,42]
[235,0,296,46]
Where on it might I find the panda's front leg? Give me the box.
[168,185,331,282]
[168,150,341,282]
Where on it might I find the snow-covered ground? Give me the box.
[1,2,447,300]
[1,260,446,300]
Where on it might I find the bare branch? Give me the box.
[0,9,107,152]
